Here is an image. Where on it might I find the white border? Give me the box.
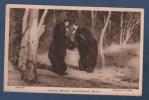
[4,4,144,96]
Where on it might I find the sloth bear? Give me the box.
[49,20,98,75]
[73,25,98,73]
[48,20,69,75]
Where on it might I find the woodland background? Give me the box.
[8,8,141,88]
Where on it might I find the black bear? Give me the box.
[48,20,69,75]
[73,24,98,73]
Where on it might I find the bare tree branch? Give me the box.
[99,11,111,67]
[37,9,48,38]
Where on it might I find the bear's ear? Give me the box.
[80,34,86,41]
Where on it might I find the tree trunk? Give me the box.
[53,10,56,25]
[78,10,82,26]
[123,27,131,46]
[108,19,111,35]
[98,11,111,67]
[18,9,29,71]
[91,11,97,38]
[20,9,39,83]
[91,11,94,33]
[119,13,140,47]
[120,12,123,46]
[123,17,140,46]
[19,9,48,83]
[22,9,29,34]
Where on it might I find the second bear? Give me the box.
[75,27,98,73]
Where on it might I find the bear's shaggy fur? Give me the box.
[75,27,98,72]
[48,22,68,75]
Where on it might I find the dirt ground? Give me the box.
[8,44,140,89]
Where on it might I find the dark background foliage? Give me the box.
[9,9,141,66]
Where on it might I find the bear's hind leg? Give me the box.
[78,60,86,71]
[85,67,94,73]
[53,63,67,75]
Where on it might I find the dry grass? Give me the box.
[8,43,140,89]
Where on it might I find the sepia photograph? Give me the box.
[4,4,144,96]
